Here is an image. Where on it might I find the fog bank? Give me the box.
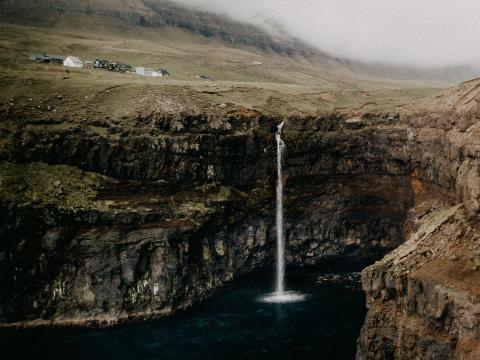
[172,0,480,67]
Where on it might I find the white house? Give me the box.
[135,67,164,77]
[63,56,83,68]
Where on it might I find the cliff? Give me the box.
[0,108,414,327]
[1,76,480,359]
[356,80,480,359]
[357,111,480,359]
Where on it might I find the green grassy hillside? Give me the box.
[0,0,459,118]
[0,21,447,119]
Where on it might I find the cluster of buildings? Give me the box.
[29,53,170,77]
[28,52,224,80]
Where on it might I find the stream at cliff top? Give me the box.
[0,261,368,360]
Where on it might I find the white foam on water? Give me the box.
[258,291,307,303]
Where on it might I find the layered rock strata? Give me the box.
[0,112,412,327]
[1,108,480,360]
[357,113,480,359]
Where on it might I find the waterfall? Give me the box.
[275,121,286,294]
[259,121,306,304]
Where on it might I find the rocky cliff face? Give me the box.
[1,104,480,359]
[357,113,480,359]
[0,110,413,327]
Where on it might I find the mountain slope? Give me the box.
[1,0,478,85]
[0,0,321,57]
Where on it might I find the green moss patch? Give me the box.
[0,162,105,208]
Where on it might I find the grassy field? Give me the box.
[0,22,447,118]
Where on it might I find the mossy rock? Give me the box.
[0,161,106,209]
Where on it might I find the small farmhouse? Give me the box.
[94,59,111,69]
[49,55,65,64]
[29,53,65,64]
[135,67,164,77]
[63,56,83,68]
[113,63,132,72]
[30,54,49,63]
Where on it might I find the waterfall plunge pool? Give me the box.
[0,260,368,360]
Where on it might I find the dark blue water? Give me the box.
[0,261,367,360]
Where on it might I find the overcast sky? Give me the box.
[172,0,480,67]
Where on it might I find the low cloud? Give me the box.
[172,0,480,67]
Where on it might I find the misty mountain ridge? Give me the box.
[0,0,318,56]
